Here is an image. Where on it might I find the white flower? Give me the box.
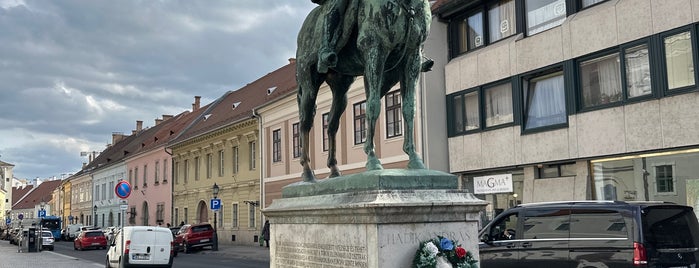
[424,242,439,257]
[436,255,454,268]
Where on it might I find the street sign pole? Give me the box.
[115,180,131,261]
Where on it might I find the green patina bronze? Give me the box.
[296,0,432,184]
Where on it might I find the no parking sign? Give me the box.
[115,180,132,199]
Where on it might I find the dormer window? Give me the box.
[232,102,242,109]
[267,86,277,95]
[204,114,212,120]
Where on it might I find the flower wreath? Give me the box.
[412,236,479,268]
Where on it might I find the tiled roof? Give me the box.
[172,61,297,143]
[12,180,62,209]
[11,185,33,206]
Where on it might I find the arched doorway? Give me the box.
[142,202,150,226]
[197,200,208,223]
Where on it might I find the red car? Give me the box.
[73,230,107,250]
[175,223,214,253]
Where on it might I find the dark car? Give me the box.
[478,200,699,268]
[169,226,181,257]
[73,230,107,250]
[175,223,214,253]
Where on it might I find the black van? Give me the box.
[478,201,699,268]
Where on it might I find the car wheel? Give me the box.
[183,241,191,254]
[118,257,127,268]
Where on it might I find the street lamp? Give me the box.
[93,205,98,227]
[212,183,219,251]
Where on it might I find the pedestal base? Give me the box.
[264,189,487,268]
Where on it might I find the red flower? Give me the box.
[455,246,466,258]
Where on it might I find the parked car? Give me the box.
[106,226,174,268]
[41,230,54,251]
[64,224,83,240]
[175,223,214,253]
[8,228,19,244]
[478,200,699,267]
[74,230,107,250]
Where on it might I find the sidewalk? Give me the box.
[197,243,270,262]
[0,242,100,268]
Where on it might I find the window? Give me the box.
[522,208,571,239]
[184,208,188,224]
[134,167,139,189]
[109,181,114,198]
[523,71,566,130]
[385,91,402,138]
[451,0,516,56]
[484,83,513,127]
[249,203,256,228]
[624,43,653,98]
[163,159,168,182]
[194,156,200,180]
[292,123,300,158]
[580,0,606,9]
[102,183,106,200]
[569,209,627,239]
[273,129,282,162]
[206,153,212,179]
[354,102,367,144]
[184,159,189,184]
[322,113,329,151]
[232,203,238,228]
[249,141,256,170]
[487,212,519,241]
[536,162,576,178]
[219,204,224,226]
[174,208,178,225]
[128,169,133,186]
[525,0,566,36]
[95,185,100,201]
[662,30,696,91]
[155,161,160,183]
[174,161,179,184]
[143,164,148,186]
[580,53,622,108]
[156,203,165,223]
[449,90,480,135]
[655,165,674,193]
[233,146,239,174]
[218,150,224,176]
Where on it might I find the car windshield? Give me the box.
[642,206,699,248]
[192,225,212,232]
[42,232,52,237]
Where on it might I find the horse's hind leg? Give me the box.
[325,74,354,178]
[400,50,426,169]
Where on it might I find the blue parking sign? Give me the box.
[38,209,46,218]
[210,198,221,211]
[5,218,10,225]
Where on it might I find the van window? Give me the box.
[643,207,699,248]
[488,212,518,241]
[570,209,628,239]
[522,208,571,239]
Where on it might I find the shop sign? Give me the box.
[474,174,513,194]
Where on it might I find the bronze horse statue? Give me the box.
[296,0,431,182]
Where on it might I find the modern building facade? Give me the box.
[434,0,699,221]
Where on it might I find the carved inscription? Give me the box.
[276,241,368,268]
[384,231,473,245]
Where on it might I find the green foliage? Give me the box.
[412,236,479,268]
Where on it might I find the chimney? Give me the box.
[155,118,163,125]
[193,96,201,110]
[112,132,125,144]
[162,114,174,120]
[288,58,296,64]
[136,120,143,131]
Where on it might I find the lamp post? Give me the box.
[93,205,97,227]
[212,183,219,251]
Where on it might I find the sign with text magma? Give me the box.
[474,174,513,194]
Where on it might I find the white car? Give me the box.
[106,226,174,268]
[41,230,54,251]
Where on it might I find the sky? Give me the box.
[0,0,316,180]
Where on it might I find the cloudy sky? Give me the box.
[0,0,315,180]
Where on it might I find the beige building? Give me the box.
[1,160,14,225]
[434,0,699,220]
[169,61,297,246]
[69,172,94,226]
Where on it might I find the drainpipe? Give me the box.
[251,108,264,218]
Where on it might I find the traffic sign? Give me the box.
[18,214,23,220]
[5,218,10,225]
[38,209,46,218]
[210,198,221,211]
[115,180,132,199]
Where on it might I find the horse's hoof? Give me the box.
[328,168,341,178]
[407,159,426,169]
[302,169,317,183]
[365,159,384,171]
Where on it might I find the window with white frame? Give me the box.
[353,102,366,144]
[525,0,566,36]
[249,141,256,170]
[523,71,566,130]
[655,165,675,194]
[273,129,282,162]
[385,91,402,138]
[232,203,238,228]
[484,83,513,127]
[218,150,224,176]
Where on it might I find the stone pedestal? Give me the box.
[264,170,487,268]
